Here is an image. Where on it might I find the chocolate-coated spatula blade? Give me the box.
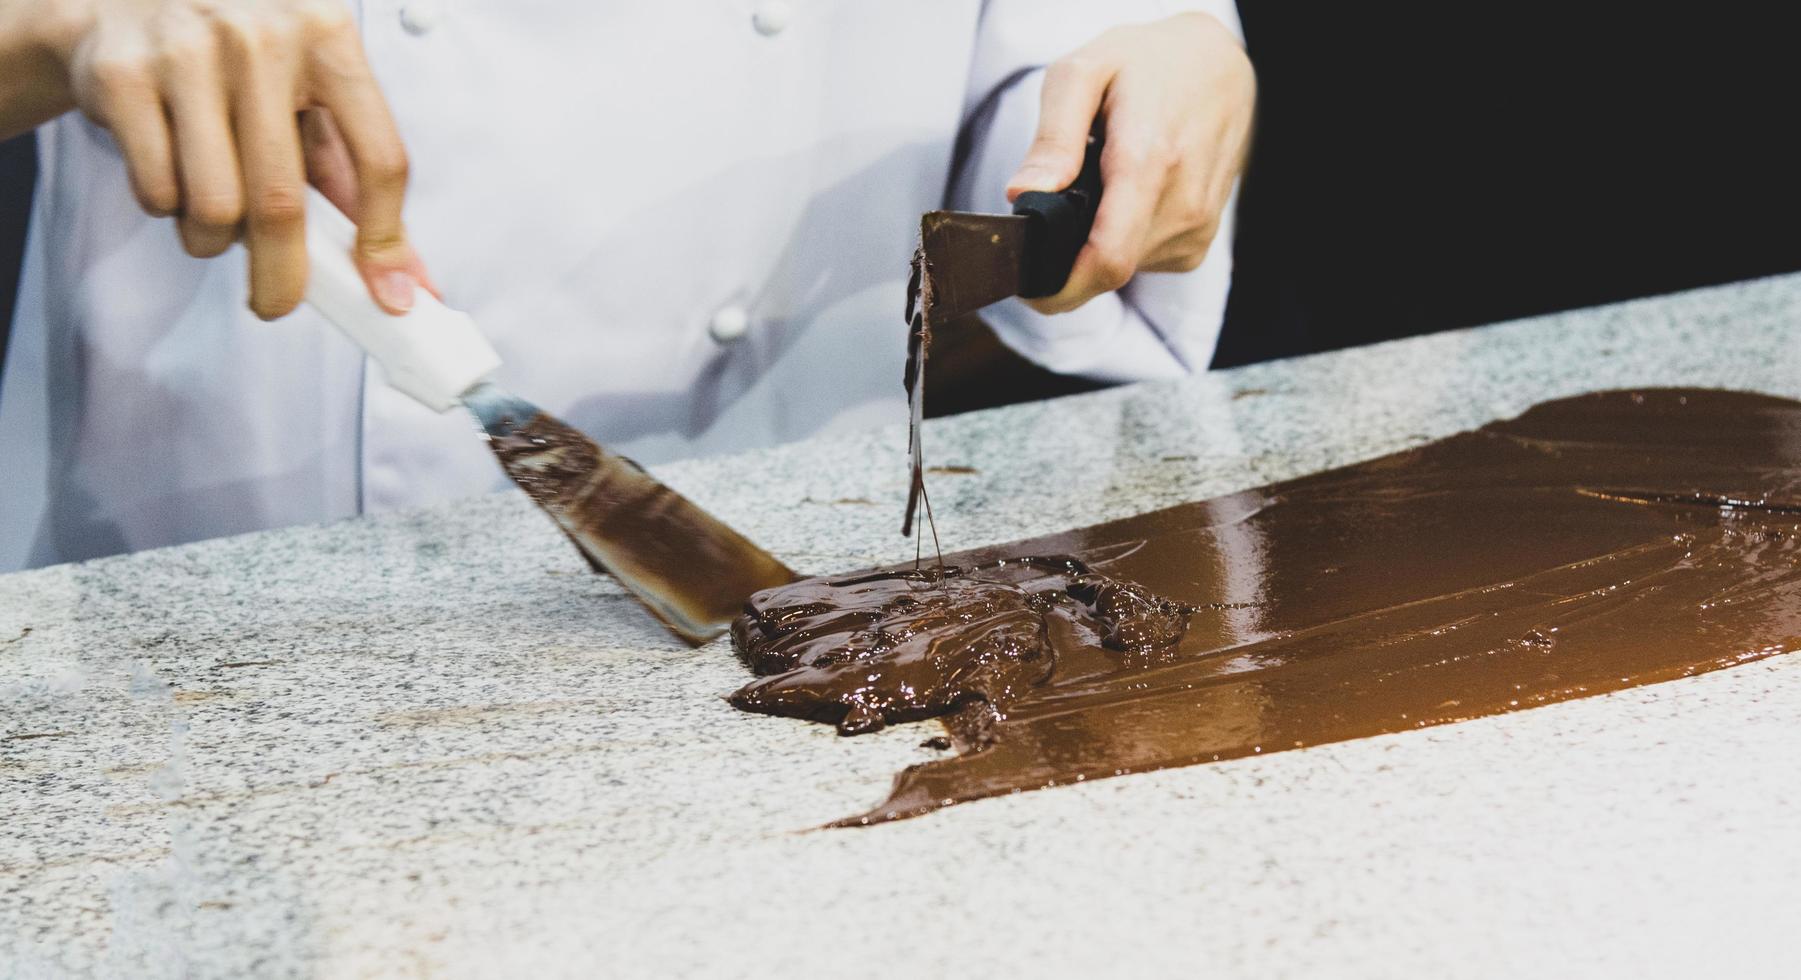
[465,382,798,644]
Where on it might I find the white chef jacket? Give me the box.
[0,0,1241,571]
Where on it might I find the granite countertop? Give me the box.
[7,276,1801,978]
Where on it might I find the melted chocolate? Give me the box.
[730,389,1801,825]
[489,415,602,510]
[730,557,1194,735]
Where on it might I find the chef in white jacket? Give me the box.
[0,0,1254,570]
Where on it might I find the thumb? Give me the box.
[1007,59,1113,201]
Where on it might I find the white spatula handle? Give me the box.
[303,189,501,412]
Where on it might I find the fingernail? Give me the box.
[374,270,416,313]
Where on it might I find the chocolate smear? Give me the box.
[730,389,1801,825]
[488,412,797,643]
[730,556,1195,736]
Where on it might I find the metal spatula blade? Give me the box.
[465,383,799,644]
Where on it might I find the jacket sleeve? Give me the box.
[950,0,1245,383]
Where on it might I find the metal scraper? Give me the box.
[912,132,1104,325]
[302,190,798,644]
[901,133,1104,535]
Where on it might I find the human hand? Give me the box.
[13,0,429,318]
[1007,12,1255,314]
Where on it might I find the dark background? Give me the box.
[0,132,30,357]
[1214,2,1801,367]
[5,4,1801,391]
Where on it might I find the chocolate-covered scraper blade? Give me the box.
[912,131,1104,325]
[913,211,1029,324]
[465,382,798,644]
[900,133,1105,536]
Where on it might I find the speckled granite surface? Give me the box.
[7,276,1801,978]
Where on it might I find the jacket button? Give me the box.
[709,304,751,343]
[400,1,440,35]
[752,1,793,36]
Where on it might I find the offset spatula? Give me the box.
[302,190,797,643]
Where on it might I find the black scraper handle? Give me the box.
[1012,130,1104,299]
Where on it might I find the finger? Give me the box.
[1139,226,1216,273]
[308,28,418,314]
[162,35,243,258]
[1027,120,1163,314]
[1137,169,1220,272]
[301,108,431,307]
[79,49,179,216]
[298,108,358,211]
[304,108,442,306]
[1007,54,1115,200]
[225,29,307,320]
[406,251,443,302]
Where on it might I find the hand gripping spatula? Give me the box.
[302,190,797,643]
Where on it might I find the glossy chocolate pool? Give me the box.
[731,389,1801,825]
